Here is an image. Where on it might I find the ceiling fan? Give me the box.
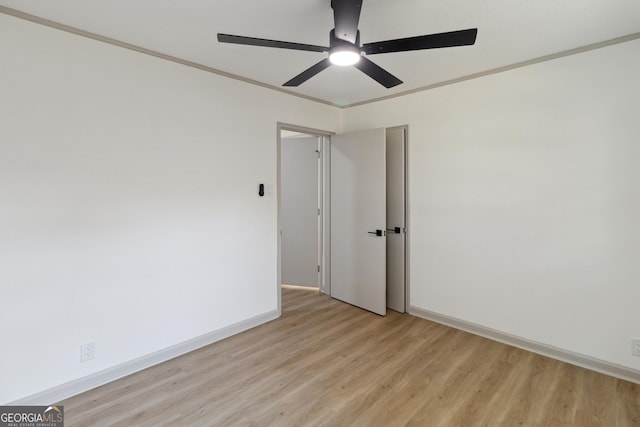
[217,0,477,89]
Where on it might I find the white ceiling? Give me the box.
[2,0,639,107]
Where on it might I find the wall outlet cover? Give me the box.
[632,338,640,357]
[81,342,96,363]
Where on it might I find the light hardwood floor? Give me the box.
[62,285,639,426]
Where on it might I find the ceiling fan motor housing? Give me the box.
[330,29,360,50]
[329,29,362,55]
[329,30,361,65]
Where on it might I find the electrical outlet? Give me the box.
[81,342,96,363]
[632,339,640,357]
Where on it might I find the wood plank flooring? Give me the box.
[61,285,640,426]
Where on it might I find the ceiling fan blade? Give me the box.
[283,59,332,87]
[217,34,328,53]
[363,28,478,55]
[353,57,403,88]
[331,0,362,43]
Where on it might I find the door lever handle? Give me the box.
[367,229,385,237]
[386,227,402,234]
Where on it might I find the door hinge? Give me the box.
[318,208,321,215]
[318,265,320,272]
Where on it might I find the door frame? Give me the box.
[277,123,333,315]
[277,122,410,315]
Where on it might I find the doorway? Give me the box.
[278,125,332,304]
[280,131,320,288]
[278,124,408,315]
[386,127,407,313]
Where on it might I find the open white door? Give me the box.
[331,128,386,316]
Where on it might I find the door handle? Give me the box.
[367,229,385,237]
[386,227,402,234]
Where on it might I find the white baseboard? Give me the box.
[409,305,640,385]
[10,309,280,405]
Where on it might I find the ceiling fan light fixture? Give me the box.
[329,48,361,66]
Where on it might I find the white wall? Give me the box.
[343,38,640,373]
[0,14,339,404]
